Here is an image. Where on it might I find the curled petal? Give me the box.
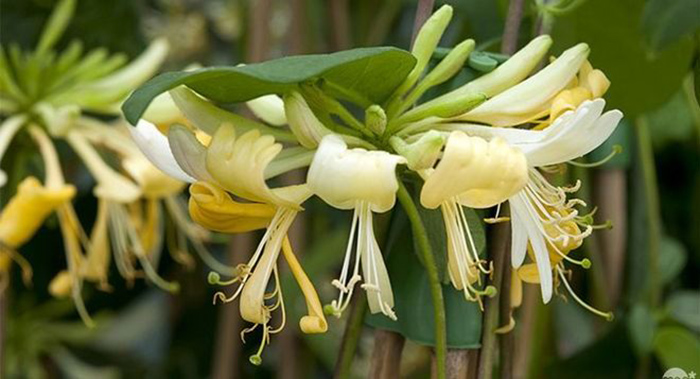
[421,132,527,209]
[188,181,275,233]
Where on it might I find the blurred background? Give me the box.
[0,0,698,378]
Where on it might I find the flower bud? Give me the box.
[457,43,590,126]
[283,91,331,148]
[417,35,552,115]
[419,39,474,90]
[396,5,453,95]
[365,105,387,135]
[389,131,445,171]
[246,94,287,126]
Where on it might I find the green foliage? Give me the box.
[552,0,695,115]
[653,326,700,373]
[658,235,688,285]
[627,304,657,356]
[366,204,483,348]
[641,0,700,53]
[665,291,700,333]
[122,47,416,124]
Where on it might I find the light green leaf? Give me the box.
[653,326,700,373]
[122,47,416,124]
[658,235,688,285]
[666,291,700,333]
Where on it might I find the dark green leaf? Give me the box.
[646,88,697,148]
[666,291,700,333]
[653,326,700,373]
[552,0,695,115]
[642,0,700,53]
[122,47,416,124]
[366,206,483,348]
[627,304,657,356]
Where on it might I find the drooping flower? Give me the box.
[420,131,527,307]
[307,135,406,320]
[134,114,328,364]
[448,99,622,316]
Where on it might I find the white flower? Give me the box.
[130,119,196,183]
[451,99,623,302]
[307,135,406,319]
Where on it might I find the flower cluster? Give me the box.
[0,0,223,326]
[129,4,622,363]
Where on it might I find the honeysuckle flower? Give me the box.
[0,0,234,326]
[181,124,328,364]
[419,131,527,306]
[247,94,287,126]
[308,135,406,320]
[448,99,622,314]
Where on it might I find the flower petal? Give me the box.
[510,193,552,303]
[509,199,528,268]
[167,124,215,183]
[307,135,405,213]
[247,94,287,126]
[130,119,195,183]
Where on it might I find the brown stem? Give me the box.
[593,169,627,308]
[501,0,526,55]
[411,0,436,47]
[513,286,538,379]
[369,329,406,379]
[498,263,514,379]
[328,0,351,50]
[246,0,272,62]
[277,170,308,379]
[211,234,254,379]
[431,349,478,379]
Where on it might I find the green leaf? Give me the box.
[641,0,700,53]
[666,291,700,333]
[646,88,697,148]
[366,207,483,348]
[658,235,688,285]
[122,47,416,125]
[653,326,700,373]
[552,0,695,115]
[626,304,657,356]
[36,0,76,55]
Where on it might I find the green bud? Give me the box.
[389,131,445,170]
[419,35,552,113]
[365,105,387,134]
[420,39,475,89]
[396,91,486,126]
[283,91,331,148]
[396,5,453,96]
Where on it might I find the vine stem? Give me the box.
[334,292,368,379]
[396,180,446,379]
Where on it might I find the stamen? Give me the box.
[327,202,362,317]
[556,265,613,321]
[0,243,33,285]
[568,145,622,168]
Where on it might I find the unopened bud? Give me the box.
[365,105,387,135]
[389,131,445,170]
[421,39,475,89]
[49,270,73,298]
[283,91,331,148]
[396,5,453,96]
[398,91,486,125]
[246,94,287,126]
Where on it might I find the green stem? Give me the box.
[396,180,446,379]
[636,116,661,308]
[334,292,368,379]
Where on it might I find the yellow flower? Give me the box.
[188,181,275,233]
[420,132,526,305]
